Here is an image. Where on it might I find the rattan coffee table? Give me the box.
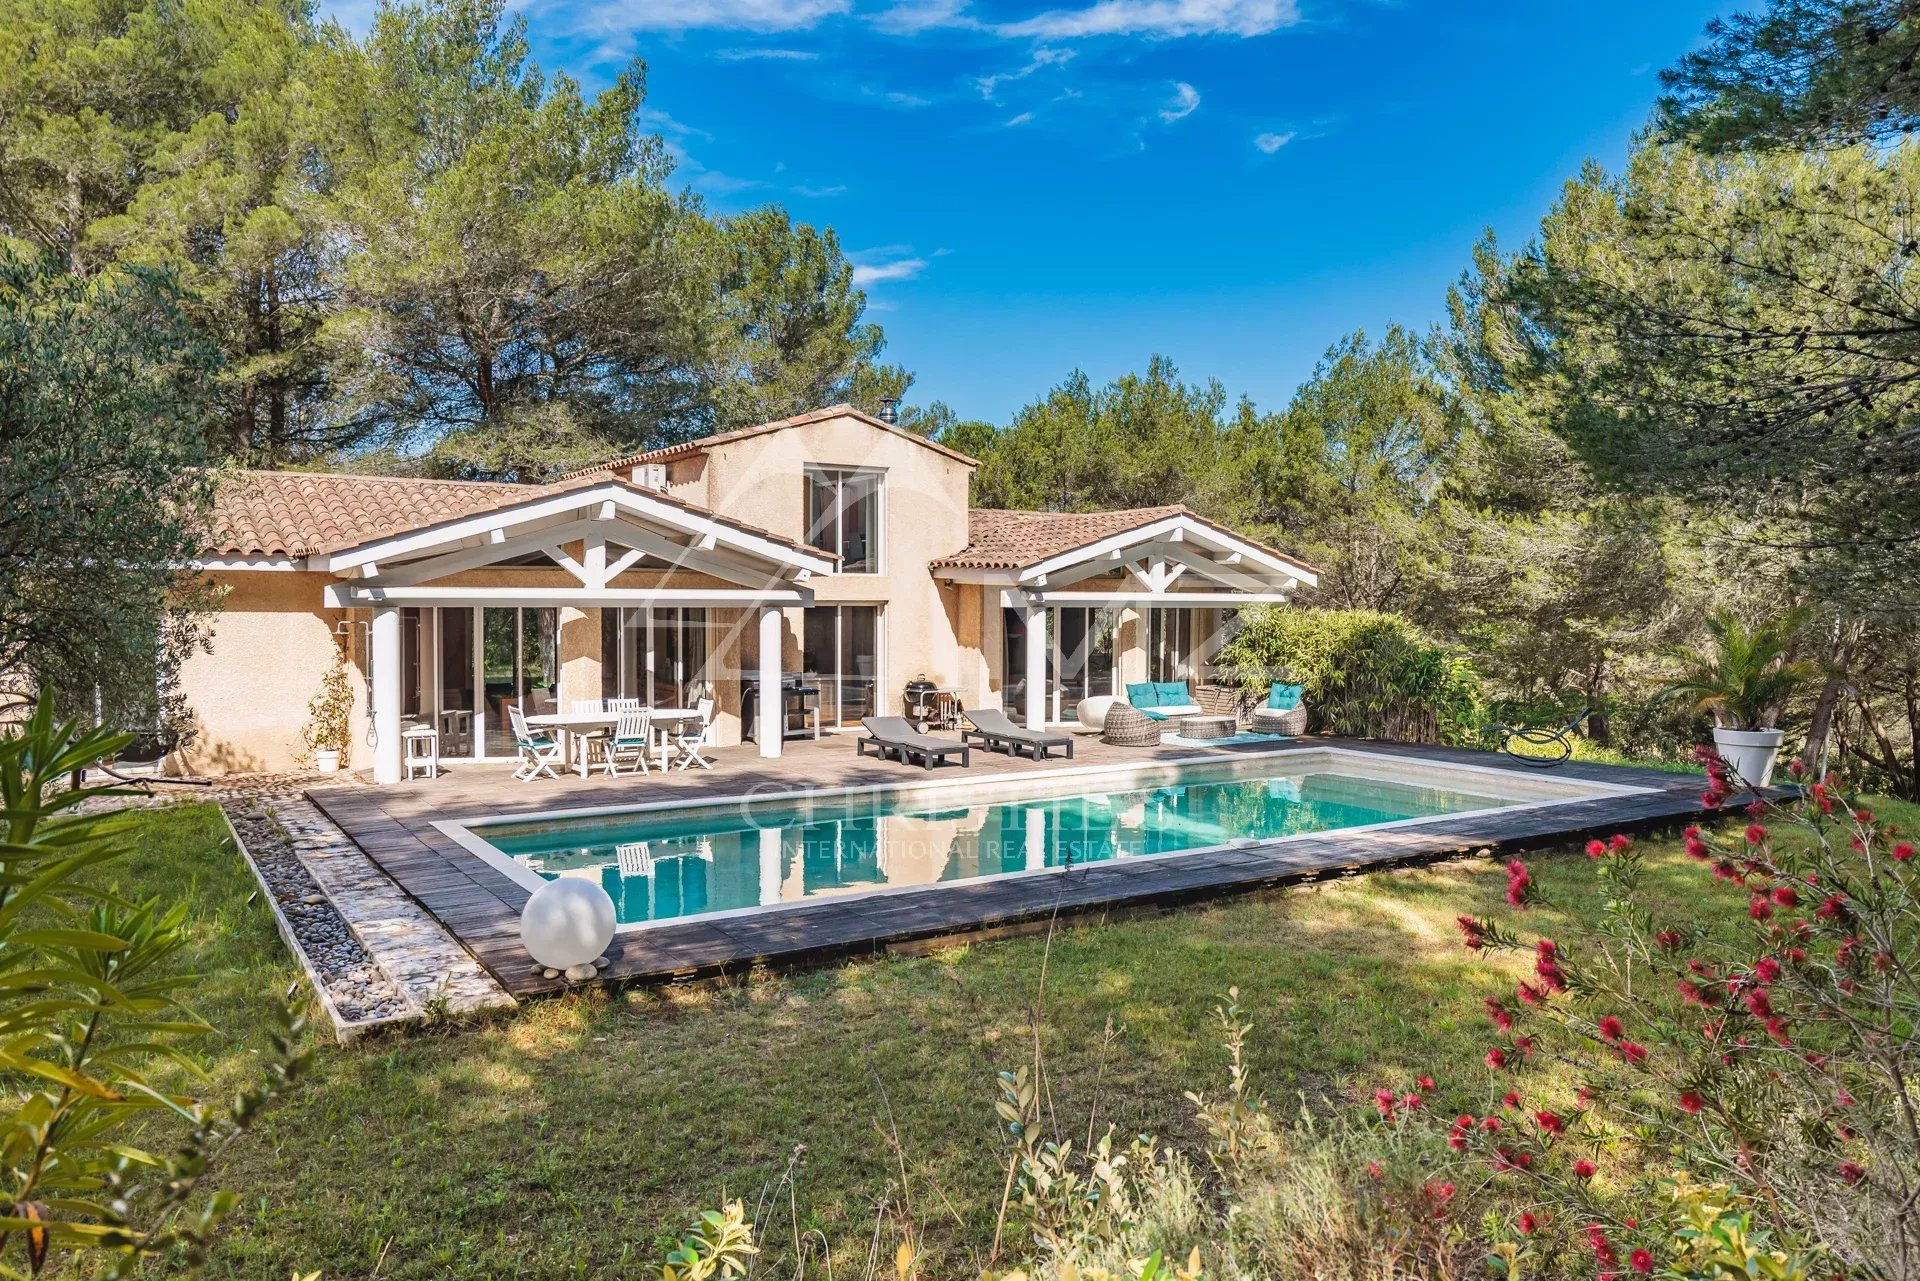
[1178,714,1238,740]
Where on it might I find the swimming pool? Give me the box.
[440,749,1647,930]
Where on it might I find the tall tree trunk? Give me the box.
[1802,617,1862,778]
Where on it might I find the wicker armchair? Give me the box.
[1250,703,1308,736]
[1100,702,1165,747]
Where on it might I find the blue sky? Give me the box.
[337,0,1738,422]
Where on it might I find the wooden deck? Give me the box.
[306,733,1714,999]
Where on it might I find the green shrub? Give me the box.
[1217,608,1484,745]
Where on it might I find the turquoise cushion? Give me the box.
[1125,681,1159,708]
[1267,682,1303,711]
[1155,681,1190,704]
[1139,707,1171,721]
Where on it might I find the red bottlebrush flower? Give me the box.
[1745,799,1768,818]
[1518,1211,1537,1235]
[1683,824,1701,838]
[1787,757,1807,776]
[1676,980,1710,1007]
[1586,838,1607,859]
[1416,1075,1434,1091]
[1574,1159,1597,1179]
[1503,1090,1521,1108]
[1838,1090,1856,1108]
[1702,790,1723,810]
[1366,1159,1383,1179]
[1374,1087,1398,1118]
[1749,896,1774,921]
[1485,1047,1508,1070]
[1690,743,1718,765]
[1686,958,1715,977]
[1482,1115,1502,1131]
[1875,951,1893,972]
[1772,885,1800,908]
[1401,1092,1423,1110]
[1745,823,1767,845]
[1535,957,1568,992]
[1517,980,1547,1008]
[1684,838,1710,861]
[1577,1086,1596,1105]
[1631,1248,1655,1273]
[1620,1042,1649,1066]
[1839,1162,1866,1186]
[1597,1014,1624,1041]
[1586,1224,1617,1266]
[1712,859,1742,884]
[1746,988,1773,1019]
[1655,929,1683,950]
[1766,1016,1793,1047]
[1513,1035,1536,1058]
[1788,946,1807,963]
[1505,859,1533,907]
[1455,915,1487,949]
[1895,843,1915,862]
[1447,1116,1472,1150]
[1753,957,1782,983]
[1485,997,1514,1033]
[1816,894,1846,920]
[1609,833,1632,853]
[1854,808,1874,824]
[1678,1091,1706,1114]
[1534,1110,1565,1135]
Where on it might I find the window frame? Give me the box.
[804,464,885,576]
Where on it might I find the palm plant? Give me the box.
[1658,609,1815,731]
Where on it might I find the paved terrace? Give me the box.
[307,734,1715,999]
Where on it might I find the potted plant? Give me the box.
[304,649,354,773]
[1659,609,1814,787]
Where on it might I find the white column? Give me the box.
[758,605,783,758]
[1024,807,1046,871]
[371,605,403,785]
[1023,605,1048,729]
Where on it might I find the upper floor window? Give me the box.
[805,466,882,574]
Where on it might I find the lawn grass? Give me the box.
[96,794,1918,1279]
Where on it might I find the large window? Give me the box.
[802,605,879,727]
[1000,607,1115,720]
[600,608,710,708]
[389,606,551,759]
[805,467,882,573]
[1148,609,1195,683]
[482,607,557,755]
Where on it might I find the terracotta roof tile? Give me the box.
[556,403,979,480]
[932,506,1317,576]
[202,469,834,562]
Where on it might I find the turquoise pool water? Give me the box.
[476,764,1517,927]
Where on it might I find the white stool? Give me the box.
[402,724,439,780]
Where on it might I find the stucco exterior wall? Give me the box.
[174,571,362,774]
[656,413,980,715]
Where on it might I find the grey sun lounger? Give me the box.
[960,707,1075,760]
[857,716,972,770]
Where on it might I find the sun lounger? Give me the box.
[856,716,971,770]
[960,707,1075,760]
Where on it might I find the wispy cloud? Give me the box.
[1005,110,1035,126]
[851,256,929,286]
[714,46,821,59]
[576,0,849,32]
[639,107,715,143]
[997,0,1299,39]
[977,47,1074,100]
[1158,81,1199,122]
[870,0,974,33]
[793,183,848,197]
[1253,129,1295,152]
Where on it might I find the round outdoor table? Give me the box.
[524,708,700,778]
[1177,714,1239,741]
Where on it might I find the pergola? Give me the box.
[933,510,1318,727]
[317,477,835,781]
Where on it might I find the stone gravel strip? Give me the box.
[258,798,514,1018]
[223,805,417,1041]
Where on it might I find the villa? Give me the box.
[182,404,1319,782]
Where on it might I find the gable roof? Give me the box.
[932,505,1318,577]
[202,469,832,562]
[556,404,980,481]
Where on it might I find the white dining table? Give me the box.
[524,709,700,779]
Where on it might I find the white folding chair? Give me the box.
[509,706,563,782]
[605,708,653,776]
[673,697,716,770]
[570,699,605,713]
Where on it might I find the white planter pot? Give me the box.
[1713,727,1785,789]
[314,749,341,774]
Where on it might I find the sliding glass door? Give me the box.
[482,607,558,756]
[999,606,1116,721]
[1148,609,1195,683]
[802,605,879,728]
[599,608,710,708]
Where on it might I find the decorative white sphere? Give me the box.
[520,878,616,974]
